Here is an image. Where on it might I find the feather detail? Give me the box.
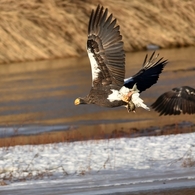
[131,93,150,111]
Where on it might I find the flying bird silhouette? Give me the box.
[74,5,168,112]
[151,86,195,115]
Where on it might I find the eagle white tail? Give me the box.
[131,92,150,111]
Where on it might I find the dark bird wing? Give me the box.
[151,86,195,116]
[124,52,168,92]
[87,5,125,88]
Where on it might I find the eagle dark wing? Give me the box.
[124,52,168,93]
[151,86,195,115]
[87,5,125,88]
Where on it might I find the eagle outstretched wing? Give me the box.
[124,52,168,92]
[87,5,125,88]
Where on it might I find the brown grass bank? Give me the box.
[1,121,195,148]
[0,0,195,64]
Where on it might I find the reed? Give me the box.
[0,122,194,148]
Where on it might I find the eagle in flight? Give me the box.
[74,5,168,112]
[151,86,195,115]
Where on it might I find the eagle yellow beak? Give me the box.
[74,98,80,105]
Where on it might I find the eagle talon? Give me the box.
[121,95,129,103]
[125,101,136,113]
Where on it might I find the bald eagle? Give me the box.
[151,86,195,115]
[74,5,168,112]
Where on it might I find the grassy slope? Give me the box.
[0,0,195,64]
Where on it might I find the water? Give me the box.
[0,47,195,137]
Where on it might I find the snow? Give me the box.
[1,133,195,194]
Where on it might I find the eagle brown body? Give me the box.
[74,5,168,112]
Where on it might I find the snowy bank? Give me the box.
[0,132,195,189]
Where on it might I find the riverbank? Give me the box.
[1,0,195,64]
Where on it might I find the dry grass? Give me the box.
[0,122,194,148]
[170,144,195,168]
[182,157,195,167]
[0,0,195,64]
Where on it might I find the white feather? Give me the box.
[107,86,133,102]
[108,84,150,111]
[107,89,121,102]
[119,86,130,94]
[131,93,150,111]
[87,49,101,86]
[124,77,133,83]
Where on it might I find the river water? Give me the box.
[0,47,195,137]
